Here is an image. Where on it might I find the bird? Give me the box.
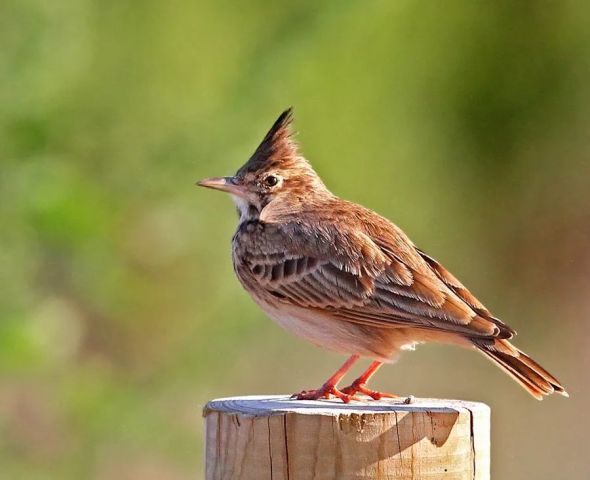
[197,108,568,403]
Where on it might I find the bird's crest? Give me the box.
[237,108,299,176]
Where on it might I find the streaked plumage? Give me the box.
[198,108,567,401]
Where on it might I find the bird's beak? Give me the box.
[196,176,247,197]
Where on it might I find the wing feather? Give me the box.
[237,214,513,340]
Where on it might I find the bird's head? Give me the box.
[197,108,328,221]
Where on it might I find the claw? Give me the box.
[341,381,401,401]
[292,385,360,403]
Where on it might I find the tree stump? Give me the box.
[203,395,490,480]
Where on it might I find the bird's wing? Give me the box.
[242,219,514,340]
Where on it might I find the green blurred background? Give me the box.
[1,1,589,478]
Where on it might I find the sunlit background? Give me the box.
[1,1,589,479]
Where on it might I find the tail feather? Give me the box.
[474,339,568,400]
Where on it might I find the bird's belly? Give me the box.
[252,296,414,361]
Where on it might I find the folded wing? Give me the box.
[242,221,515,340]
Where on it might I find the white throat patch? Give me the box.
[231,195,254,223]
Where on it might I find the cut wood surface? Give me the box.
[204,395,490,480]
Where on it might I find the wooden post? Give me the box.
[203,395,490,480]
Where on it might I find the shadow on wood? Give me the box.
[203,396,490,480]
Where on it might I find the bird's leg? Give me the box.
[293,355,361,403]
[341,361,402,400]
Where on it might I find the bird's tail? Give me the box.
[473,338,568,400]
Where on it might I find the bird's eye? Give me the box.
[264,175,279,187]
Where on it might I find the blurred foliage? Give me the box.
[1,1,589,479]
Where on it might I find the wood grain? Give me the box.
[203,396,490,480]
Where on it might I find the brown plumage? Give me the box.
[198,108,568,402]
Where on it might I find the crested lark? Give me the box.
[198,108,567,402]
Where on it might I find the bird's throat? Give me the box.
[232,195,260,224]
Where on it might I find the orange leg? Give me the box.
[341,361,401,400]
[293,355,361,403]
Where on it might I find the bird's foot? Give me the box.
[291,384,360,403]
[341,380,401,401]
